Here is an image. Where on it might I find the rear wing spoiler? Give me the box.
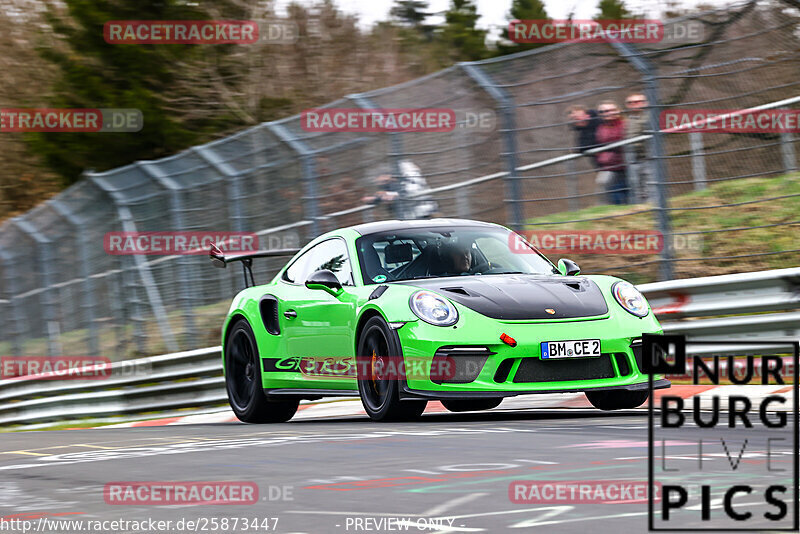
[209,244,301,288]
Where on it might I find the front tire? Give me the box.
[441,399,503,412]
[224,319,298,423]
[585,389,648,411]
[356,316,427,422]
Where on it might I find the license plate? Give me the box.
[541,339,601,359]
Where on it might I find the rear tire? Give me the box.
[441,399,503,412]
[356,316,427,422]
[585,389,648,411]
[224,319,298,423]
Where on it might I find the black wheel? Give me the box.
[441,398,503,412]
[585,389,648,411]
[356,316,427,422]
[224,319,298,423]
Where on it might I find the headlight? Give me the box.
[612,281,649,317]
[409,290,458,326]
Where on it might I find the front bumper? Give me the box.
[396,313,666,398]
[400,378,671,400]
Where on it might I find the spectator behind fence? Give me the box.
[567,105,601,167]
[362,160,439,220]
[595,100,630,205]
[625,93,653,203]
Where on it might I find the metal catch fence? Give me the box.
[0,1,798,359]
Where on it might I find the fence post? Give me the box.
[48,199,100,356]
[781,130,797,174]
[347,93,407,219]
[88,174,179,354]
[192,147,246,234]
[566,158,580,211]
[689,131,707,191]
[0,248,25,355]
[9,218,60,356]
[191,146,244,297]
[611,42,674,281]
[459,62,524,231]
[137,162,196,343]
[107,257,129,357]
[266,122,320,239]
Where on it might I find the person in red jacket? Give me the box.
[595,100,630,205]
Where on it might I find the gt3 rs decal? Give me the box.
[262,355,355,376]
[262,355,303,372]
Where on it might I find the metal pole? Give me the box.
[348,93,407,219]
[9,218,60,356]
[0,248,25,355]
[689,131,707,191]
[266,122,321,239]
[780,130,797,174]
[49,199,100,356]
[192,146,243,297]
[137,162,196,343]
[566,158,579,212]
[459,62,524,231]
[88,173,179,354]
[611,42,674,281]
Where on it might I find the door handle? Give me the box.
[283,309,297,319]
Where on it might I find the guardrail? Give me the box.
[640,267,800,346]
[0,268,797,427]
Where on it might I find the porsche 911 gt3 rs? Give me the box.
[210,218,668,423]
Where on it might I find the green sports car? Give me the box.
[210,218,669,423]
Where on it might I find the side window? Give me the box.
[282,250,311,283]
[283,239,353,286]
[304,239,353,286]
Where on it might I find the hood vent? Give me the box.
[442,287,471,296]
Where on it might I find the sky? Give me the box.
[273,0,731,40]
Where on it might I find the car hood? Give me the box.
[399,274,609,320]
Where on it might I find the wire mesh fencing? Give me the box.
[0,0,797,359]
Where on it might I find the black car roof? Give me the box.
[349,218,500,236]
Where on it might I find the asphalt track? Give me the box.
[0,406,795,534]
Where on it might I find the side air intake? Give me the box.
[260,295,280,335]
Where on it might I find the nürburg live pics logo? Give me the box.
[645,333,799,531]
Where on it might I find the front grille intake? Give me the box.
[431,346,494,384]
[512,354,616,383]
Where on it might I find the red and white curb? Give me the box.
[97,385,793,429]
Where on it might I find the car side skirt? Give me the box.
[264,388,359,401]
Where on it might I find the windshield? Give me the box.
[355,225,558,284]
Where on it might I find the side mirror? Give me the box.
[305,269,343,296]
[557,258,581,276]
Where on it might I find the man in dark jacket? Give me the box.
[595,100,630,205]
[567,105,601,167]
